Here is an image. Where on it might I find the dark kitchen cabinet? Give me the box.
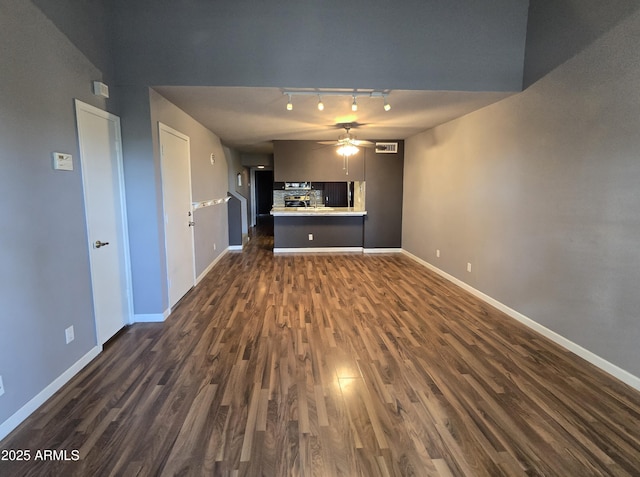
[322,182,349,207]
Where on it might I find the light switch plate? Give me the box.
[65,326,75,344]
[52,152,73,171]
[0,375,4,397]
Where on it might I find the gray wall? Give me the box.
[402,8,640,377]
[224,146,250,234]
[110,0,529,92]
[117,86,167,315]
[149,90,230,280]
[363,143,404,249]
[119,87,233,317]
[274,141,365,182]
[241,153,273,169]
[0,0,108,425]
[523,0,640,87]
[31,0,114,79]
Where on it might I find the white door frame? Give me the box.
[158,122,196,308]
[75,99,134,340]
[250,167,257,227]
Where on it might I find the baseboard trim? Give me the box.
[401,249,640,392]
[363,248,403,254]
[273,247,363,254]
[196,249,230,284]
[0,346,102,442]
[228,245,243,251]
[134,308,170,323]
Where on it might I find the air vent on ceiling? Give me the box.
[375,142,398,153]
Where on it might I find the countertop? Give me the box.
[270,207,367,217]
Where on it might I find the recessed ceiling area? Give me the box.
[152,86,515,154]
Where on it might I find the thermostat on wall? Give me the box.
[52,152,73,171]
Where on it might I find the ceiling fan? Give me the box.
[317,124,373,175]
[317,124,374,157]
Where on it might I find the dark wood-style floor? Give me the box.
[2,224,640,476]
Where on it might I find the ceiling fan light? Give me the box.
[337,144,359,156]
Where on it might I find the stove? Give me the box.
[284,194,310,207]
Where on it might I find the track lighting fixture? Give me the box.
[282,89,391,112]
[383,96,391,111]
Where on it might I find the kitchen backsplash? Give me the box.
[273,188,322,207]
[272,182,365,209]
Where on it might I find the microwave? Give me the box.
[284,182,311,190]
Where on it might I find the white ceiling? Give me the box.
[152,86,516,154]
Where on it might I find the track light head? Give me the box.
[317,95,324,111]
[286,94,293,111]
[383,96,391,111]
[351,96,358,112]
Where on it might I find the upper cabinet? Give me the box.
[274,141,365,181]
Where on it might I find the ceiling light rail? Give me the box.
[282,89,391,112]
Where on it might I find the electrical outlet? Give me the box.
[65,326,75,344]
[308,233,313,241]
[467,262,472,273]
[436,249,440,258]
[0,375,4,396]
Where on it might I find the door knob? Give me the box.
[94,240,110,248]
[188,221,195,227]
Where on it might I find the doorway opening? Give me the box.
[254,169,274,232]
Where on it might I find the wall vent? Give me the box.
[375,142,398,153]
[92,81,109,98]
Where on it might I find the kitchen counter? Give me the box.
[270,207,367,217]
[271,207,366,251]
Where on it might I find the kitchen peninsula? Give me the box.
[271,206,367,252]
[271,180,367,251]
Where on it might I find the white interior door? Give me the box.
[159,123,196,308]
[76,100,132,345]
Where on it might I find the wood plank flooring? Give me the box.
[2,225,640,476]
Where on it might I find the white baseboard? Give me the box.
[196,249,230,284]
[134,308,170,323]
[401,249,640,392]
[0,346,102,442]
[273,247,363,254]
[363,248,402,254]
[137,248,232,324]
[228,245,243,251]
